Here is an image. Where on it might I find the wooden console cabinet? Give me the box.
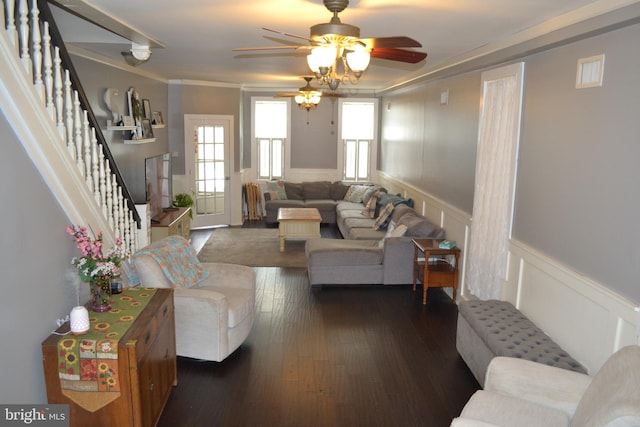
[151,207,191,242]
[41,289,177,427]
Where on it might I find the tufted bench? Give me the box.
[456,299,586,386]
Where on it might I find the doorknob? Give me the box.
[225,176,230,181]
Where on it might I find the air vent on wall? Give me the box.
[576,54,605,88]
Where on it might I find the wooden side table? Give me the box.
[42,289,177,427]
[412,239,461,305]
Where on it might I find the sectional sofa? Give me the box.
[281,182,447,287]
[263,180,350,224]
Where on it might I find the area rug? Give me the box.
[197,228,308,268]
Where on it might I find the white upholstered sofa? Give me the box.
[451,345,640,427]
[130,236,256,362]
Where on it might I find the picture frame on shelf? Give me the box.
[152,111,164,126]
[127,87,136,117]
[141,119,154,139]
[122,116,135,127]
[142,99,152,120]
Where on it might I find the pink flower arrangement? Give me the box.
[66,225,125,282]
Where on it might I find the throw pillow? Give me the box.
[362,185,386,206]
[344,184,371,203]
[266,181,287,200]
[361,195,378,218]
[373,203,394,230]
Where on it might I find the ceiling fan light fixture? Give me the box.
[346,49,370,73]
[311,46,337,68]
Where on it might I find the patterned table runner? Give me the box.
[56,288,157,412]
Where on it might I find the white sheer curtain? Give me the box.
[466,64,524,300]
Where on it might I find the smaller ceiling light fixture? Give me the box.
[121,42,152,66]
[276,77,323,112]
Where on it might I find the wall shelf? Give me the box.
[106,120,136,131]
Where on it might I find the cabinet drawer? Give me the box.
[134,294,173,361]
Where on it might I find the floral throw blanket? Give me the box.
[127,235,209,288]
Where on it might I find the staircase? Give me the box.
[0,0,140,255]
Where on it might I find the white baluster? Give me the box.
[43,22,54,118]
[54,48,65,138]
[99,148,107,216]
[64,70,75,159]
[6,0,19,53]
[31,0,43,98]
[73,91,84,177]
[117,187,125,240]
[0,1,5,37]
[113,177,121,237]
[83,111,92,189]
[91,129,100,203]
[18,0,31,74]
[123,208,131,255]
[129,211,138,253]
[105,162,114,230]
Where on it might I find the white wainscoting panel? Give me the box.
[378,172,639,374]
[378,173,472,300]
[504,239,639,373]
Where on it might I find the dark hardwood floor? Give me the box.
[159,223,479,427]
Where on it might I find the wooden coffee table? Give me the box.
[277,208,322,252]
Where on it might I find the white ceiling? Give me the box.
[50,0,634,92]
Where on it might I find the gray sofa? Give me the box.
[263,180,351,224]
[306,197,446,286]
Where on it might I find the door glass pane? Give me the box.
[195,125,225,215]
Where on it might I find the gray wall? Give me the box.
[241,91,343,171]
[0,114,89,403]
[513,24,640,302]
[72,56,169,203]
[380,23,640,302]
[381,73,480,213]
[169,83,241,175]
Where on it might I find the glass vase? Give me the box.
[90,276,112,312]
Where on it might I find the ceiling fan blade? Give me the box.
[274,93,300,97]
[370,47,427,64]
[233,45,305,51]
[359,36,422,49]
[263,27,315,44]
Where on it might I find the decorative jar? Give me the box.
[90,276,112,312]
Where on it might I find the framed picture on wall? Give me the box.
[142,99,152,120]
[141,118,154,139]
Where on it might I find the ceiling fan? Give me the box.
[275,77,342,111]
[234,0,427,90]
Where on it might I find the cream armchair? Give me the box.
[451,345,640,427]
[130,236,255,362]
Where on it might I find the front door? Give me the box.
[184,115,232,227]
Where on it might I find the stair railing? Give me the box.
[0,0,140,256]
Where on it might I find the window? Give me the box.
[253,99,289,180]
[340,100,377,181]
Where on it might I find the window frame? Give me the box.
[251,97,291,181]
[338,98,379,183]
